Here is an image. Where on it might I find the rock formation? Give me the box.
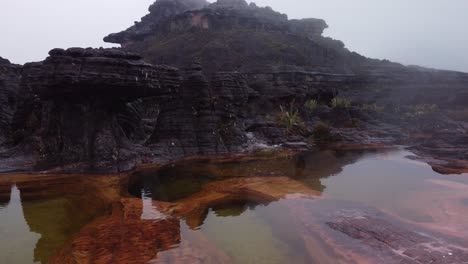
[105,0,387,74]
[104,0,209,46]
[9,48,170,172]
[0,0,468,174]
[0,57,21,145]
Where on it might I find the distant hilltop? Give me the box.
[104,0,400,74]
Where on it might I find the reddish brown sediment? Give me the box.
[48,176,319,263]
[3,170,468,263]
[49,199,182,264]
[327,143,396,151]
[0,173,127,202]
[430,162,468,175]
[0,173,128,263]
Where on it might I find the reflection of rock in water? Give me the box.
[129,150,371,202]
[0,182,12,207]
[130,169,214,202]
[0,185,40,264]
[49,198,183,264]
[152,176,321,229]
[13,174,124,263]
[212,200,257,217]
[141,176,169,220]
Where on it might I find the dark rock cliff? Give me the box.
[7,48,171,172]
[0,57,21,145]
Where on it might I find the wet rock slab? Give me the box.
[326,209,468,264]
[281,197,468,264]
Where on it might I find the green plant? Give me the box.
[331,97,352,108]
[275,106,302,130]
[405,104,439,118]
[361,103,385,112]
[305,99,318,111]
[274,105,307,136]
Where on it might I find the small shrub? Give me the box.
[405,104,439,118]
[361,103,385,112]
[331,97,352,108]
[275,106,304,130]
[313,121,332,142]
[305,99,318,111]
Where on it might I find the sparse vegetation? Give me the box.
[331,97,352,108]
[361,103,385,112]
[405,104,439,118]
[305,99,318,111]
[275,105,303,130]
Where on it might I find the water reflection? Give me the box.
[1,149,468,263]
[0,185,40,264]
[129,149,376,203]
[0,174,124,263]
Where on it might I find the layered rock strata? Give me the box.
[11,48,167,172]
[0,57,21,145]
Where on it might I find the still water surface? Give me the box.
[1,149,467,263]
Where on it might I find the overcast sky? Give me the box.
[1,0,467,72]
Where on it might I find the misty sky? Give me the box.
[1,0,467,72]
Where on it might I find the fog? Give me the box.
[1,0,467,72]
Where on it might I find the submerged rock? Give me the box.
[326,209,468,263]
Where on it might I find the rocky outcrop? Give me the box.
[147,63,232,157]
[10,48,170,172]
[104,0,209,45]
[105,0,374,74]
[289,18,328,39]
[0,57,21,145]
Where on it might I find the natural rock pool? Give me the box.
[1,149,468,263]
